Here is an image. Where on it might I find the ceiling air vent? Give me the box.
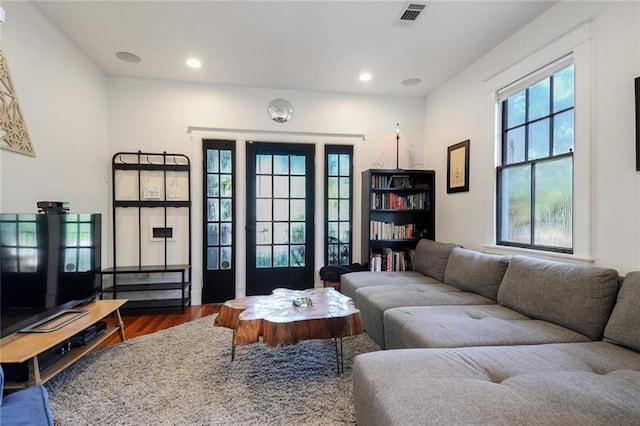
[394,2,428,26]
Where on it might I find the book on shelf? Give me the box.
[371,192,427,210]
[370,221,416,240]
[369,248,415,272]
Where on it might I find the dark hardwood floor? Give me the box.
[99,304,221,348]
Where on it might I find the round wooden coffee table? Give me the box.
[214,287,363,373]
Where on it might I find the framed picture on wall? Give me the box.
[447,139,470,193]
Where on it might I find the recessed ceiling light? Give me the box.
[186,58,202,69]
[401,78,421,86]
[359,72,372,82]
[115,51,141,63]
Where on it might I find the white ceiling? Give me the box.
[32,1,557,97]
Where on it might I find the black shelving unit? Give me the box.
[361,169,435,270]
[102,151,192,312]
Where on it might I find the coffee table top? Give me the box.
[214,287,363,347]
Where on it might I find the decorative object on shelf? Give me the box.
[389,174,412,189]
[0,47,35,157]
[447,139,470,193]
[268,98,293,123]
[395,123,400,169]
[371,151,385,169]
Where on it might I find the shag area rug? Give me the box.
[46,315,380,425]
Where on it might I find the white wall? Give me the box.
[423,1,640,275]
[0,1,109,215]
[107,77,425,302]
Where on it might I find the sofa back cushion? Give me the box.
[604,271,640,352]
[412,240,461,281]
[443,248,510,301]
[497,256,620,340]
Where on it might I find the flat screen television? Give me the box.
[0,213,102,338]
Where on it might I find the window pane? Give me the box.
[207,247,219,270]
[328,245,338,265]
[535,158,572,248]
[256,246,271,268]
[207,199,219,221]
[505,127,525,164]
[339,222,350,243]
[257,155,272,174]
[339,200,350,221]
[220,223,232,246]
[273,246,289,267]
[290,176,305,198]
[273,200,289,221]
[528,118,550,160]
[553,110,574,155]
[290,155,305,175]
[256,176,272,197]
[328,177,339,198]
[220,175,232,197]
[507,90,526,128]
[328,200,339,221]
[273,176,289,198]
[328,154,339,176]
[207,150,219,173]
[328,222,338,241]
[339,177,350,198]
[553,65,574,112]
[220,150,232,173]
[207,175,219,197]
[339,245,350,265]
[528,77,550,121]
[256,222,272,244]
[500,165,531,244]
[207,223,219,246]
[290,200,305,221]
[290,245,305,267]
[291,223,305,244]
[220,199,232,221]
[273,155,289,174]
[256,199,272,221]
[339,154,350,176]
[273,223,289,244]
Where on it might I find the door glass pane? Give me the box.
[220,223,232,245]
[328,177,339,198]
[339,177,350,197]
[207,199,219,221]
[256,246,272,268]
[339,245,350,265]
[290,176,305,198]
[500,165,531,244]
[290,155,305,175]
[220,150,232,173]
[273,245,289,267]
[290,245,305,267]
[256,176,272,197]
[290,200,305,220]
[257,155,272,174]
[207,247,219,270]
[290,223,305,244]
[207,175,219,197]
[273,176,289,198]
[207,150,219,173]
[339,200,350,221]
[274,155,289,174]
[339,222,350,243]
[220,199,232,221]
[273,223,289,244]
[339,154,350,175]
[273,200,289,221]
[220,247,232,270]
[328,154,338,175]
[535,158,572,248]
[256,199,272,221]
[328,200,339,221]
[207,223,219,245]
[256,223,272,244]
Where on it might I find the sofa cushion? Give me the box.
[497,256,619,340]
[411,239,461,281]
[384,304,591,349]
[340,271,440,302]
[356,285,494,348]
[604,271,640,352]
[353,342,640,425]
[443,248,510,301]
[0,384,54,426]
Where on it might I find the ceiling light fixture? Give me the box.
[115,51,141,63]
[359,72,372,82]
[186,58,202,69]
[401,78,421,86]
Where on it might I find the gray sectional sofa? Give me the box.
[343,240,640,425]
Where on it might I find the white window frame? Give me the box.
[484,22,593,263]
